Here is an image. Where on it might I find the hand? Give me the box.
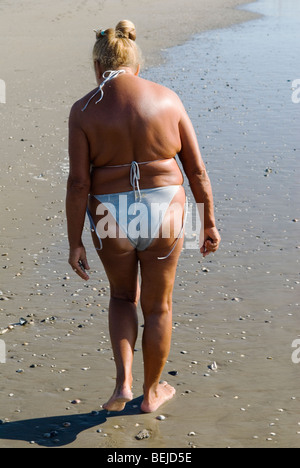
[68,245,90,281]
[200,227,221,258]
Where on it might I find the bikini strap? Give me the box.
[157,197,188,261]
[81,69,126,112]
[86,206,103,251]
[130,161,142,202]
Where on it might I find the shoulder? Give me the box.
[137,76,185,111]
[69,88,99,123]
[139,76,180,98]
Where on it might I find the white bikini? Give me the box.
[82,70,187,260]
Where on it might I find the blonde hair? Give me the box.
[93,20,142,71]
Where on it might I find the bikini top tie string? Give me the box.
[130,161,142,202]
[81,69,126,112]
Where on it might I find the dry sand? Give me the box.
[0,0,299,449]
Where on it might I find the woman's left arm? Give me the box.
[66,102,91,281]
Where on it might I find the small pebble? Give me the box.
[156,415,166,421]
[136,429,150,440]
[71,399,81,405]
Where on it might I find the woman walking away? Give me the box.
[66,20,221,413]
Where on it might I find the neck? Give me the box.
[114,66,135,75]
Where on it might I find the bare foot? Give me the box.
[141,381,176,413]
[102,385,133,412]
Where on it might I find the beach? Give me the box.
[0,0,299,448]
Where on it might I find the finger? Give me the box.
[75,266,90,281]
[81,257,90,271]
[70,261,90,281]
[205,240,219,251]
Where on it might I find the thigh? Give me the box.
[138,234,184,312]
[89,197,140,303]
[138,185,185,309]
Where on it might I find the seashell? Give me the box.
[209,361,218,371]
[19,317,28,326]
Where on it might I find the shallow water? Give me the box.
[144,0,300,204]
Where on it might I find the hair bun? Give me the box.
[115,20,136,41]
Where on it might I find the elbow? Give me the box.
[188,168,209,185]
[67,177,91,193]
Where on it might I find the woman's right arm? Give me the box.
[66,102,91,280]
[177,104,221,257]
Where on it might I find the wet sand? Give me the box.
[0,0,299,448]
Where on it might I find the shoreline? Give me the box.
[0,0,260,74]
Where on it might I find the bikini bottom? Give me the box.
[86,185,187,260]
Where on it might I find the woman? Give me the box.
[66,20,221,413]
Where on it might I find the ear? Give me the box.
[135,64,140,76]
[94,60,103,79]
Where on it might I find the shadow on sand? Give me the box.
[0,395,144,447]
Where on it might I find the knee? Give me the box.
[141,298,172,317]
[110,290,139,306]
